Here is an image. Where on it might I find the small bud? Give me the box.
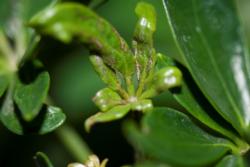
[152,66,182,92]
[67,155,108,167]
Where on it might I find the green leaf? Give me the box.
[146,66,182,95]
[173,79,248,149]
[29,3,135,76]
[14,72,50,121]
[131,99,153,112]
[162,0,250,136]
[153,66,182,90]
[93,88,122,112]
[0,80,64,135]
[216,155,246,167]
[133,2,156,79]
[0,85,23,135]
[89,55,120,90]
[125,107,235,167]
[34,152,54,167]
[85,104,130,132]
[39,105,66,134]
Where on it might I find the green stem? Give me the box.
[55,124,92,163]
[116,84,130,100]
[125,76,135,96]
[136,70,147,97]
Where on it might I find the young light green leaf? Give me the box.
[134,2,156,38]
[133,2,156,79]
[162,0,250,137]
[140,54,182,99]
[131,99,153,113]
[85,104,130,132]
[125,107,236,167]
[90,55,120,90]
[34,152,54,167]
[29,3,135,76]
[38,105,66,134]
[93,88,122,112]
[14,72,50,121]
[216,155,246,167]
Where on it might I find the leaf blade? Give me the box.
[29,3,135,76]
[38,105,66,135]
[125,107,235,166]
[173,78,247,148]
[216,155,246,167]
[85,104,130,131]
[162,0,250,136]
[14,72,50,121]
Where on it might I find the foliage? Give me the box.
[0,0,250,166]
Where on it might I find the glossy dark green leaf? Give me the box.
[38,105,65,134]
[29,3,135,76]
[90,55,120,90]
[85,104,130,132]
[125,107,235,166]
[14,72,50,121]
[173,79,247,149]
[93,88,122,112]
[216,155,246,167]
[34,152,54,167]
[0,84,23,135]
[162,0,250,137]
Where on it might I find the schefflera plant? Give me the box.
[0,0,65,135]
[28,1,182,131]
